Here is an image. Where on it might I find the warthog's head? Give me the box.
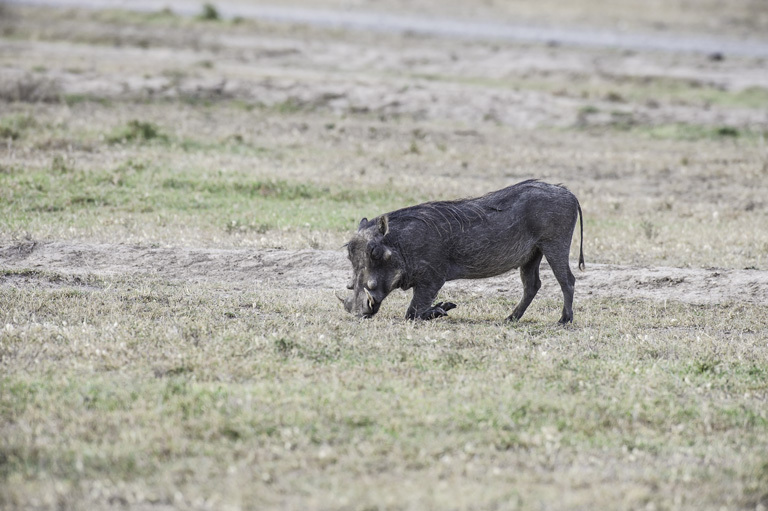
[338,215,404,318]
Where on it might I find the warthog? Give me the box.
[339,179,585,323]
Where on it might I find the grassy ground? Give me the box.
[2,281,767,509]
[2,3,768,510]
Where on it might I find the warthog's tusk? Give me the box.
[364,288,374,309]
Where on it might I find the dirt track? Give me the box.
[3,240,767,307]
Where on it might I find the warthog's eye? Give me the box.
[370,245,383,260]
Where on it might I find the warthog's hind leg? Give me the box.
[544,251,576,324]
[507,249,543,322]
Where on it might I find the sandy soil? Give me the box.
[3,241,767,311]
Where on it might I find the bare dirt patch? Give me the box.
[3,240,767,308]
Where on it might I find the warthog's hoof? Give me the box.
[419,302,457,320]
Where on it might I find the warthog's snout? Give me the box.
[336,291,353,313]
[336,289,379,318]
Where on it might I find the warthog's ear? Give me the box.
[377,215,389,236]
[358,217,369,230]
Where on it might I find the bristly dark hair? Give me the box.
[386,179,545,232]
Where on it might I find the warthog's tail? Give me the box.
[577,201,585,271]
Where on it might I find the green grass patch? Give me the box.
[641,123,759,141]
[0,113,37,140]
[106,120,168,145]
[0,108,417,242]
[63,94,113,107]
[0,155,420,241]
[572,115,767,141]
[413,70,768,111]
[88,7,181,26]
[197,3,221,22]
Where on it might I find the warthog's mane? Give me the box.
[386,179,549,234]
[387,200,486,234]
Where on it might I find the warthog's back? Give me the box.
[386,180,580,280]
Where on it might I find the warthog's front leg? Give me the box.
[406,282,455,320]
[419,302,457,320]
